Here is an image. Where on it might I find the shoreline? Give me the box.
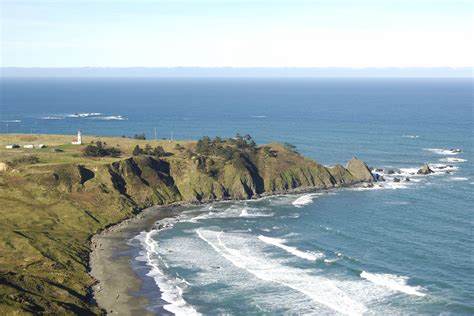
[88,183,372,315]
[89,204,186,315]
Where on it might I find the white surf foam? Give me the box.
[258,235,323,261]
[197,229,368,315]
[439,157,467,163]
[292,193,319,208]
[90,115,128,120]
[402,135,419,138]
[250,115,267,118]
[424,148,462,155]
[447,177,469,181]
[1,119,21,123]
[136,230,201,315]
[190,205,274,222]
[41,116,64,120]
[67,112,102,118]
[360,271,426,297]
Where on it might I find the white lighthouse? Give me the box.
[71,130,82,145]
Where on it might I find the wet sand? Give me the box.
[89,205,181,315]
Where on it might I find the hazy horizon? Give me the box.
[1,67,472,78]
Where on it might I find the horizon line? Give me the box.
[1,66,472,78]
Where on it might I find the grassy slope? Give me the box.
[0,134,369,315]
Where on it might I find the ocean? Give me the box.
[1,78,472,315]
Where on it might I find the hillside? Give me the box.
[0,134,373,315]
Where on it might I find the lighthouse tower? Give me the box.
[71,130,82,145]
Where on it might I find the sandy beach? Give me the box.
[89,205,182,315]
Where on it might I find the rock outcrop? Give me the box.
[345,157,374,183]
[417,165,434,175]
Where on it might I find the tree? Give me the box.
[133,133,146,140]
[153,146,167,157]
[144,144,152,154]
[132,145,142,156]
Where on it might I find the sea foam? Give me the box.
[439,157,467,163]
[424,148,462,155]
[90,115,128,120]
[136,230,201,315]
[292,194,319,208]
[258,235,323,261]
[360,271,426,297]
[196,229,368,315]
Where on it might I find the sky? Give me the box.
[0,0,473,68]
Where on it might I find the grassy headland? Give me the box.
[0,133,373,315]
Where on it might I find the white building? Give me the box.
[5,144,20,149]
[23,144,34,149]
[71,130,82,145]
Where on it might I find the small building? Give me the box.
[71,130,82,145]
[23,144,34,149]
[34,144,46,149]
[5,144,20,149]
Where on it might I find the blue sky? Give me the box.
[1,0,472,67]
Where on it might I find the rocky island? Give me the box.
[0,133,375,315]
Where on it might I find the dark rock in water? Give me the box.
[417,165,434,175]
[365,183,374,188]
[450,148,462,153]
[445,171,451,174]
[393,177,401,182]
[346,157,375,182]
[387,170,395,175]
[405,177,410,182]
[379,176,385,182]
[396,170,401,174]
[375,168,383,172]
[437,165,447,170]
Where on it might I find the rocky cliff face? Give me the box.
[50,147,373,209]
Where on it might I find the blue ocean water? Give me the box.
[1,78,472,314]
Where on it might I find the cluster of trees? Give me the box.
[133,133,146,140]
[83,141,121,157]
[195,134,257,160]
[132,144,169,157]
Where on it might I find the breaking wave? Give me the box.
[258,235,324,261]
[196,229,369,315]
[1,120,21,123]
[135,230,201,315]
[292,194,319,208]
[90,115,128,121]
[424,148,462,155]
[360,271,426,297]
[439,157,467,163]
[66,112,102,118]
[41,116,64,120]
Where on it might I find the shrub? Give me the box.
[133,133,146,140]
[9,155,40,166]
[83,142,121,157]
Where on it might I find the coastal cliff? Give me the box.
[0,134,373,315]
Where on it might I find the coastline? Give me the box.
[89,204,185,315]
[88,183,371,315]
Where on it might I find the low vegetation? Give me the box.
[83,141,121,157]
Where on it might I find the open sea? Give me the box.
[1,78,473,315]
